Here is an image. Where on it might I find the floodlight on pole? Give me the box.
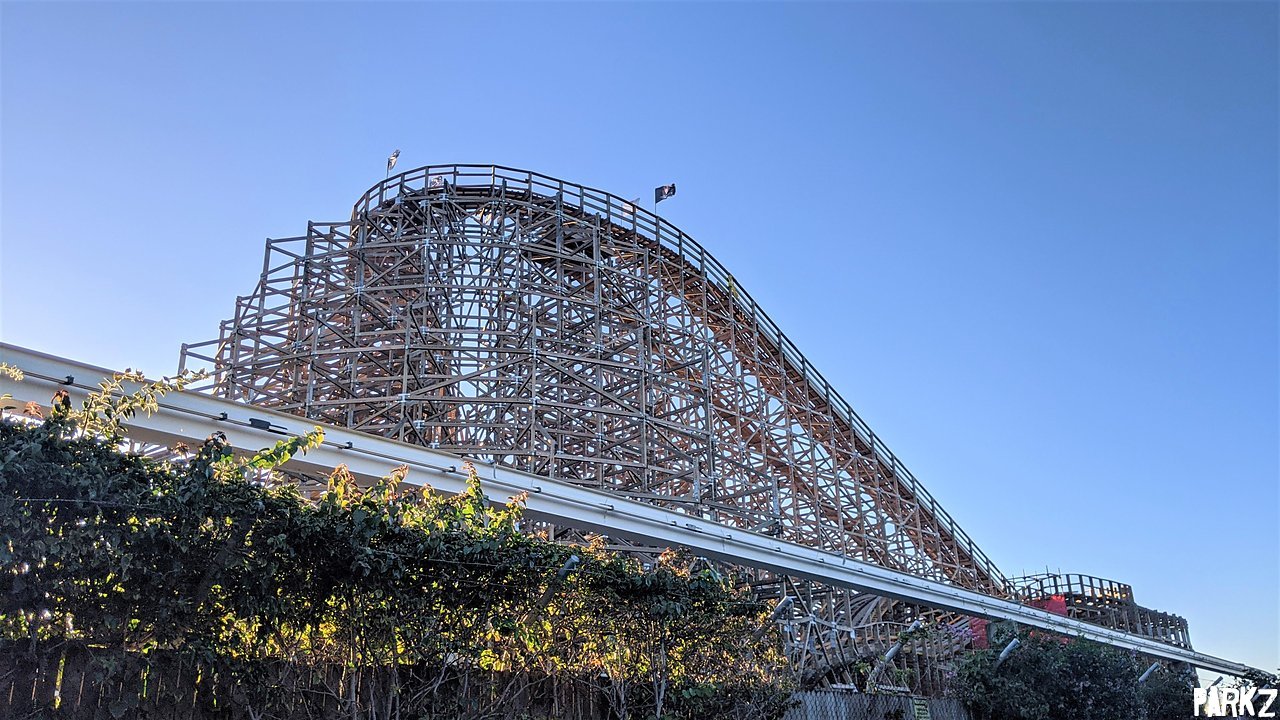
[994,638,1021,671]
[530,554,580,613]
[555,554,580,582]
[768,595,795,622]
[865,619,923,692]
[754,595,794,639]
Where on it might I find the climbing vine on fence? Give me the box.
[0,376,793,719]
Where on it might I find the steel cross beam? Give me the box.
[0,343,1263,678]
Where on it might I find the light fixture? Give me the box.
[994,638,1021,671]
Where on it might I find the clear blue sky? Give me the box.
[2,2,1276,674]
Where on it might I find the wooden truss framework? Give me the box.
[181,165,1197,687]
[1013,573,1191,648]
[183,165,1009,599]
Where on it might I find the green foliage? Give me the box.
[1140,667,1198,720]
[0,362,23,404]
[951,632,1149,720]
[0,388,791,719]
[73,369,207,439]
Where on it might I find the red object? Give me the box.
[1029,594,1068,616]
[969,618,989,649]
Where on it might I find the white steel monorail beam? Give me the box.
[0,343,1263,679]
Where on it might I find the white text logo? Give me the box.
[1194,687,1278,717]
